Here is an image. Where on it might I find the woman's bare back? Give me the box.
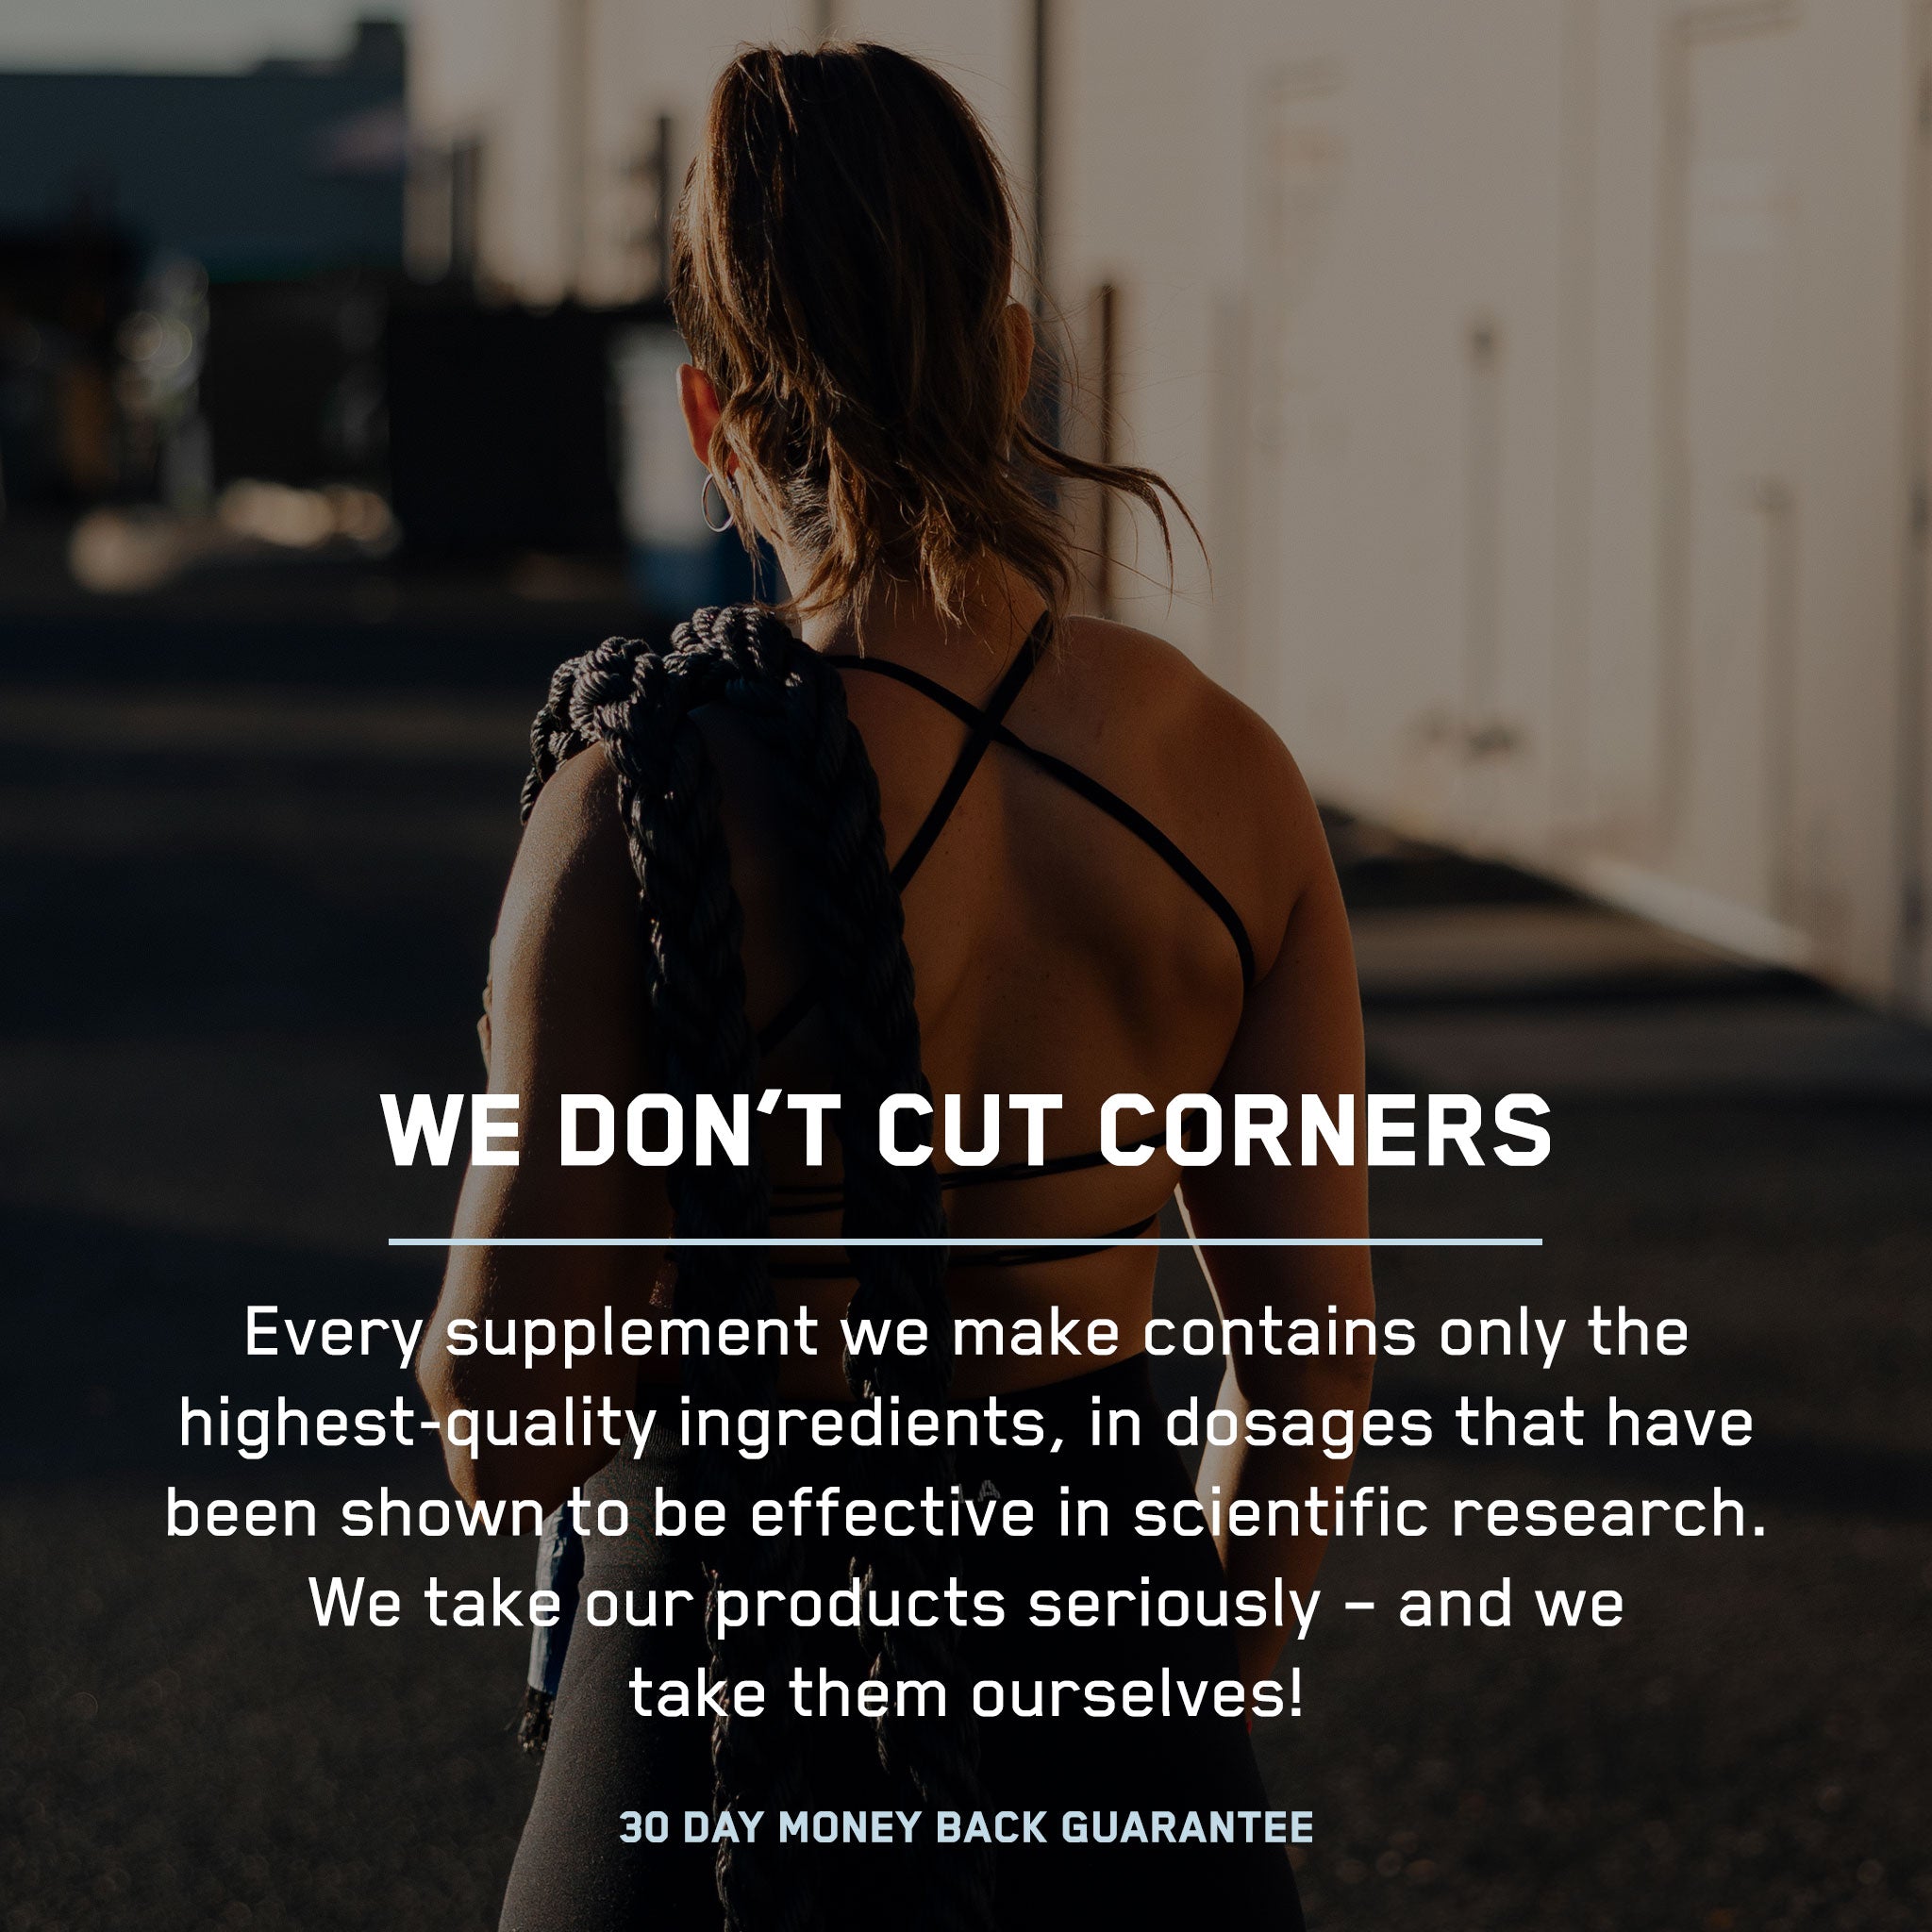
[467,600,1350,1404]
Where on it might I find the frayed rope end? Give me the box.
[515,1686,554,1758]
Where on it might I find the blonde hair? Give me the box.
[670,42,1193,625]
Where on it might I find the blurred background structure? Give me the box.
[403,0,1932,1024]
[3,1,1929,1016]
[2,5,1929,1930]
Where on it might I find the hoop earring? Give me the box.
[700,472,735,534]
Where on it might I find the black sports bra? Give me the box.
[761,610,1255,1274]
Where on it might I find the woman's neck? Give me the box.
[791,554,1048,674]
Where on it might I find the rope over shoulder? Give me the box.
[517,604,993,1932]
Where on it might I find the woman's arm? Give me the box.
[1178,757,1373,1691]
[417,746,670,1512]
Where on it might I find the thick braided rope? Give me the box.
[608,651,813,1932]
[675,611,994,1928]
[525,619,815,1932]
[524,607,992,1931]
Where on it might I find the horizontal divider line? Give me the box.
[389,1235,1542,1250]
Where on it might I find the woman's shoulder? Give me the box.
[1050,614,1326,967]
[1054,615,1300,779]
[495,742,637,972]
[518,740,627,874]
[1053,614,1313,815]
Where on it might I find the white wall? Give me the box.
[1055,0,1925,1010]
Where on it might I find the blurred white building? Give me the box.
[408,0,1932,1020]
